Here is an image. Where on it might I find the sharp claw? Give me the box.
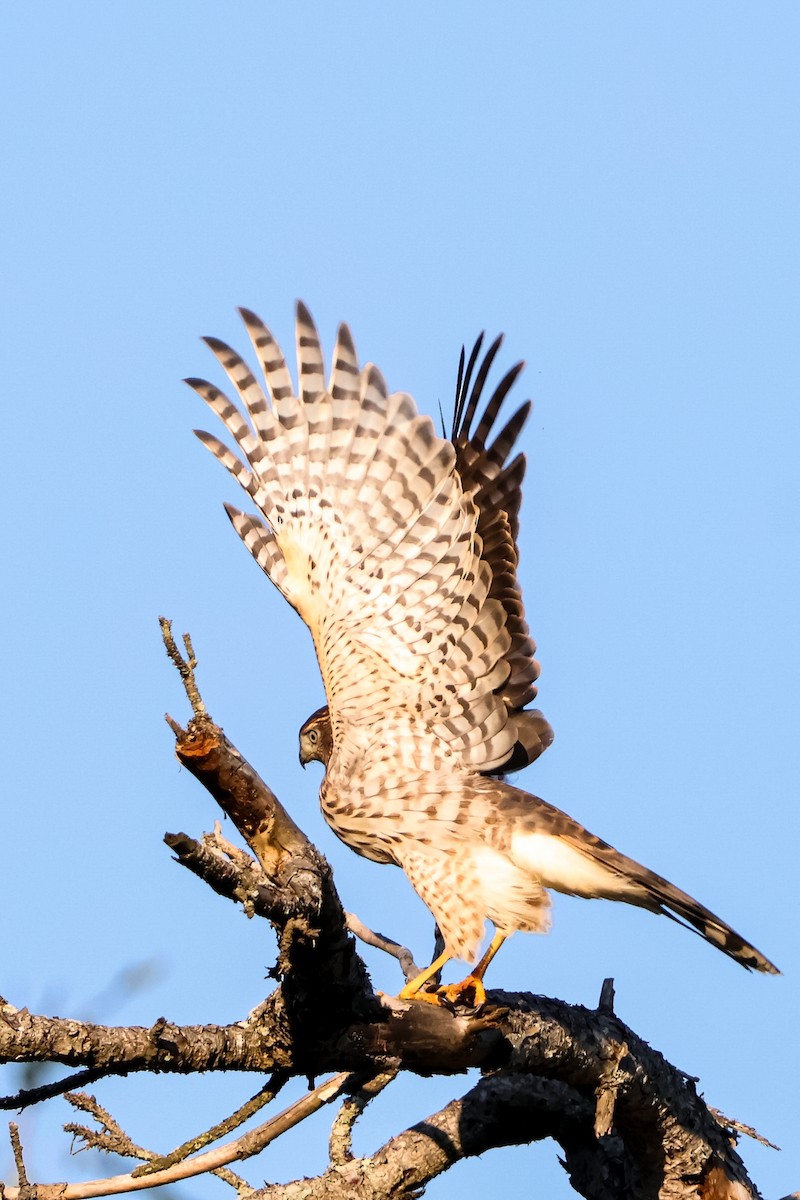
[437,975,487,1011]
[397,974,487,1011]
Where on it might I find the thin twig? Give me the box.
[344,913,420,982]
[707,1105,780,1151]
[159,617,207,717]
[1,1067,111,1111]
[1,1073,355,1200]
[206,821,254,870]
[65,1089,262,1194]
[133,1072,289,1175]
[9,1124,29,1187]
[208,1165,253,1195]
[329,1070,398,1166]
[66,1092,149,1160]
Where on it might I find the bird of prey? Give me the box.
[189,302,778,1000]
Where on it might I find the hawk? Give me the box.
[189,303,778,999]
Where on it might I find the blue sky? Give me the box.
[1,4,797,1195]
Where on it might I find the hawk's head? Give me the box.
[299,704,333,768]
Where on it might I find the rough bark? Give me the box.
[0,632,774,1200]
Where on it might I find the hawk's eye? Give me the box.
[308,729,318,744]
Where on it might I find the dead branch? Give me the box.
[131,1072,290,1175]
[1,1067,111,1112]
[65,1088,253,1194]
[159,618,206,717]
[163,831,308,927]
[65,1091,153,1163]
[1,1074,355,1200]
[0,622,775,1200]
[328,1070,398,1166]
[9,1122,29,1187]
[343,915,420,982]
[247,1074,613,1200]
[706,1107,780,1152]
[0,975,776,1196]
[0,995,295,1080]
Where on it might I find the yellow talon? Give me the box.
[398,949,451,1000]
[397,931,506,1009]
[435,974,487,1009]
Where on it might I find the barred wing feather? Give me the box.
[189,303,517,773]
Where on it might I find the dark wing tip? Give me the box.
[238,306,261,327]
[457,333,506,441]
[336,321,356,355]
[364,361,388,396]
[453,333,486,439]
[296,298,315,327]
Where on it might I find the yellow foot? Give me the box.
[436,974,487,1010]
[397,949,451,1001]
[404,988,446,1005]
[396,936,504,1010]
[397,974,487,1010]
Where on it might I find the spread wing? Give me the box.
[188,303,520,774]
[452,334,554,771]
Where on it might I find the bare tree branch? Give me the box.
[328,1071,398,1167]
[160,618,206,718]
[0,623,775,1200]
[0,995,294,1078]
[248,1074,615,1200]
[9,1122,29,1188]
[2,1074,355,1200]
[343,915,420,982]
[65,1090,254,1194]
[131,1072,290,1175]
[1,1067,112,1112]
[706,1106,780,1152]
